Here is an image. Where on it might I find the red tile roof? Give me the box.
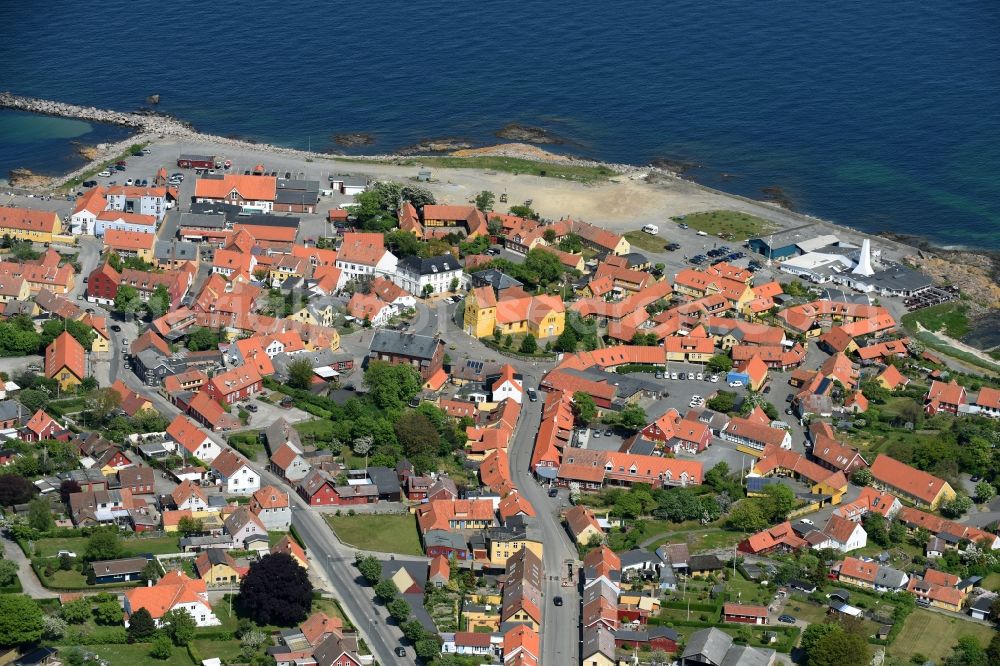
[871,455,950,505]
[45,331,86,382]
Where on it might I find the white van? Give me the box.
[696,230,709,236]
[642,224,659,235]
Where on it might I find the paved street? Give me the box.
[2,534,57,599]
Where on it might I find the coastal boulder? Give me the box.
[146,94,160,105]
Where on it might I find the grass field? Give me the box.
[32,535,180,558]
[624,229,668,253]
[981,572,1000,591]
[326,513,423,556]
[888,609,996,663]
[391,155,616,183]
[75,642,193,666]
[672,210,779,240]
[294,418,336,440]
[901,302,971,338]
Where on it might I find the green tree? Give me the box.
[975,480,996,504]
[177,516,204,536]
[800,623,839,656]
[147,284,171,317]
[519,334,537,354]
[503,334,513,348]
[40,318,95,352]
[415,637,442,661]
[27,497,53,532]
[760,484,796,521]
[287,359,315,390]
[113,284,143,316]
[387,598,411,623]
[385,230,421,257]
[706,391,736,413]
[508,204,538,220]
[706,354,734,373]
[850,468,872,486]
[474,191,495,212]
[573,392,597,424]
[160,607,196,645]
[0,559,16,587]
[85,529,124,561]
[42,615,67,640]
[422,283,434,297]
[149,634,173,659]
[401,618,426,642]
[394,411,440,464]
[728,500,768,532]
[374,578,398,602]
[87,387,122,422]
[558,233,582,253]
[806,625,870,666]
[94,598,124,625]
[618,404,648,432]
[186,326,221,352]
[355,554,382,585]
[941,494,973,519]
[127,607,157,642]
[0,595,43,646]
[555,326,578,352]
[0,474,35,506]
[860,379,890,405]
[59,598,91,624]
[239,553,314,626]
[364,361,421,411]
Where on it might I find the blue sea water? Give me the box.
[1,0,999,248]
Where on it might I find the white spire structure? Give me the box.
[853,238,875,276]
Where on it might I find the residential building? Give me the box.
[45,331,87,390]
[194,175,277,213]
[224,506,267,549]
[0,206,61,242]
[249,485,291,530]
[167,414,222,463]
[206,366,263,405]
[367,329,445,381]
[105,185,170,221]
[104,229,156,261]
[463,286,566,339]
[91,556,151,584]
[195,549,243,585]
[393,254,462,296]
[925,379,968,415]
[681,627,776,666]
[336,232,398,283]
[722,603,769,625]
[211,449,261,495]
[870,454,956,509]
[565,505,605,545]
[124,570,219,627]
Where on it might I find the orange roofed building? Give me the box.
[870,454,956,510]
[194,174,277,212]
[45,331,87,390]
[124,570,219,627]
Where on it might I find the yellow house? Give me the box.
[79,313,110,354]
[487,531,544,569]
[104,229,155,262]
[0,206,61,243]
[195,549,242,585]
[464,286,498,339]
[289,301,336,327]
[45,331,86,390]
[268,255,310,287]
[565,506,605,545]
[0,276,30,303]
[461,595,501,632]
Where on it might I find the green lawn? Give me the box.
[390,155,616,183]
[888,609,996,664]
[901,302,970,338]
[73,642,193,666]
[980,572,1000,591]
[32,535,180,558]
[672,210,779,240]
[624,230,668,253]
[294,418,336,440]
[326,513,423,556]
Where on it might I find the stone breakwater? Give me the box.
[0,92,649,178]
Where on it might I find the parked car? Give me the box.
[696,373,703,381]
[125,179,133,186]
[82,180,97,188]
[553,596,564,607]
[670,373,678,380]
[710,375,719,382]
[395,647,406,657]
[245,404,258,412]
[57,550,77,558]
[97,170,111,177]
[604,428,613,436]
[729,380,744,388]
[526,388,538,402]
[548,488,558,498]
[592,431,601,439]
[110,324,121,332]
[779,615,796,624]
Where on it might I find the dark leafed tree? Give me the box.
[0,474,35,506]
[59,479,82,504]
[239,553,313,626]
[126,607,157,642]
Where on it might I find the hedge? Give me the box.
[187,643,204,663]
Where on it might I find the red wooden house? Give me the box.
[722,603,768,625]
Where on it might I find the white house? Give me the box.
[491,365,523,404]
[335,233,398,286]
[440,632,496,658]
[94,211,157,237]
[172,480,209,513]
[249,485,292,531]
[812,515,867,553]
[224,506,267,548]
[167,415,222,464]
[211,449,261,495]
[106,186,169,221]
[124,571,219,628]
[70,188,107,235]
[393,254,462,296]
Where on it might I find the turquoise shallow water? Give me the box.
[1,0,999,248]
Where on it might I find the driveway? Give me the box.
[2,534,57,599]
